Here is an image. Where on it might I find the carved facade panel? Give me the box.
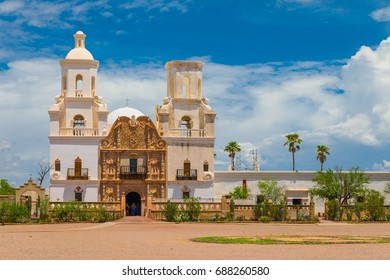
[100,116,167,151]
[99,115,167,202]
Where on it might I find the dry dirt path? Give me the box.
[1,218,390,260]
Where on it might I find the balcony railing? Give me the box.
[75,90,83,97]
[120,166,147,180]
[176,169,197,180]
[67,168,89,180]
[59,128,98,136]
[168,129,206,137]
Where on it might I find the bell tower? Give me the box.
[48,31,108,202]
[156,61,216,199]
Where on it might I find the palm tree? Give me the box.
[316,145,330,171]
[224,142,241,171]
[283,133,302,172]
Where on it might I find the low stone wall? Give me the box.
[149,199,223,220]
[149,198,315,221]
[48,201,123,219]
[0,195,15,203]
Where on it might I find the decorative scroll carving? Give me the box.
[103,187,114,201]
[99,116,166,151]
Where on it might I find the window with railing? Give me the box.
[119,165,147,180]
[67,168,89,180]
[176,169,197,180]
[67,157,88,180]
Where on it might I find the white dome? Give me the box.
[107,107,145,124]
[65,48,94,60]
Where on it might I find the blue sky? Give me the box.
[2,0,390,187]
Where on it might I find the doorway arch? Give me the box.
[126,192,141,216]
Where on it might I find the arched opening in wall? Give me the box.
[203,161,209,172]
[198,77,201,98]
[74,186,83,201]
[74,157,82,178]
[20,190,38,217]
[91,76,96,96]
[181,116,191,129]
[182,186,190,199]
[184,159,191,178]
[182,76,189,98]
[73,115,85,128]
[180,116,192,137]
[55,159,61,171]
[76,74,83,96]
[126,192,141,216]
[63,75,67,94]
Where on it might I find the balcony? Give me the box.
[168,129,206,137]
[120,166,147,180]
[59,128,98,136]
[176,169,197,180]
[67,168,89,180]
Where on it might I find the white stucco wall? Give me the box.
[49,182,98,202]
[214,171,390,213]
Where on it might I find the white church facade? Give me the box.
[48,31,216,208]
[48,32,390,214]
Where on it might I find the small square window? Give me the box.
[75,192,82,202]
[182,192,190,199]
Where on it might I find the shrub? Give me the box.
[38,198,50,221]
[326,200,340,221]
[236,215,245,221]
[184,197,201,221]
[163,200,178,222]
[0,202,30,223]
[174,210,190,223]
[353,202,365,221]
[259,216,271,223]
[229,186,250,199]
[365,190,386,221]
[253,202,285,221]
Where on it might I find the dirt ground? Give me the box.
[1,217,390,260]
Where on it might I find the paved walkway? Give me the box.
[1,221,390,260]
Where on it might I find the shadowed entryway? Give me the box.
[126,192,141,216]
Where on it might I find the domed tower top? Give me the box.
[65,31,94,60]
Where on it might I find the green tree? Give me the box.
[257,178,285,204]
[311,167,369,206]
[364,189,386,221]
[283,133,302,171]
[384,182,390,196]
[316,145,330,171]
[224,141,241,171]
[0,179,15,195]
[229,186,251,199]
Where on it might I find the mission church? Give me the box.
[48,32,390,216]
[49,31,216,212]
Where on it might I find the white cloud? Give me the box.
[121,0,190,13]
[373,160,390,171]
[4,36,390,183]
[370,6,390,22]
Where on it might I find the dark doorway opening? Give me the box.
[126,192,141,216]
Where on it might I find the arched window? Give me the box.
[183,159,191,178]
[203,161,209,172]
[74,186,83,201]
[73,115,85,128]
[182,76,189,98]
[62,76,67,93]
[181,116,191,129]
[74,157,82,177]
[55,159,61,171]
[76,74,83,97]
[91,76,96,96]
